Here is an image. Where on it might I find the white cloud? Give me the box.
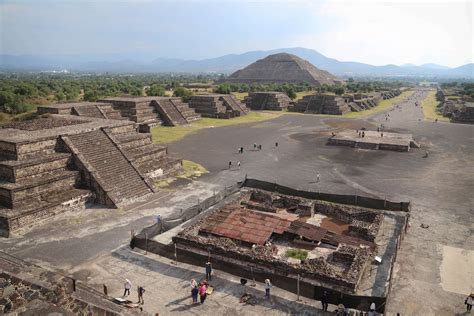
[291,0,473,67]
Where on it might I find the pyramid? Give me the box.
[226,53,343,86]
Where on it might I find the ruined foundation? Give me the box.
[328,130,420,152]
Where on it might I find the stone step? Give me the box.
[67,129,151,206]
[0,153,71,182]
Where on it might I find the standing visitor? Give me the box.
[205,262,212,281]
[264,279,272,298]
[199,282,207,304]
[275,142,278,147]
[321,290,329,311]
[137,285,145,304]
[466,293,473,312]
[316,172,320,183]
[229,161,232,169]
[123,279,131,297]
[191,284,199,304]
[237,161,241,170]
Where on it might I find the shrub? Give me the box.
[285,248,308,261]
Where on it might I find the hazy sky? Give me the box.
[0,0,472,67]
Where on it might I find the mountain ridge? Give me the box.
[1,47,472,78]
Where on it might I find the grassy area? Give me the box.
[151,111,283,144]
[155,160,208,189]
[0,107,39,123]
[231,92,248,101]
[285,248,308,261]
[421,90,449,122]
[342,90,414,119]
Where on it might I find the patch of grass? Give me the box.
[422,90,449,122]
[295,91,316,100]
[231,92,248,101]
[155,160,208,189]
[285,248,308,261]
[342,90,414,119]
[151,111,283,144]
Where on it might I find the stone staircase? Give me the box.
[152,99,188,126]
[221,95,249,115]
[98,104,126,120]
[106,127,183,181]
[72,104,105,119]
[170,98,201,122]
[64,129,153,207]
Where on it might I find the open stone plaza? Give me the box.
[0,87,472,315]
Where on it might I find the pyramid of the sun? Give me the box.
[226,53,343,86]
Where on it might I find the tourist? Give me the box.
[241,146,244,153]
[191,279,198,288]
[205,262,212,280]
[137,285,145,304]
[229,161,232,169]
[275,142,278,147]
[259,144,262,150]
[237,161,241,170]
[368,302,377,316]
[123,279,131,297]
[103,284,108,296]
[253,143,257,150]
[321,290,329,311]
[199,282,207,304]
[191,284,199,304]
[381,132,383,137]
[465,293,474,312]
[264,279,272,298]
[316,172,320,183]
[362,132,365,138]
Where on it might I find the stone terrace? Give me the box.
[0,114,182,237]
[188,94,249,119]
[244,92,291,111]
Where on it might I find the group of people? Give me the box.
[123,279,145,304]
[229,141,279,170]
[190,279,209,304]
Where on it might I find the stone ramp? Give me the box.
[221,95,249,115]
[65,129,153,207]
[152,99,188,126]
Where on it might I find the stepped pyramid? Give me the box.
[226,53,343,86]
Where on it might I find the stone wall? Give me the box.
[0,252,141,315]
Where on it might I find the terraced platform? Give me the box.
[328,130,420,152]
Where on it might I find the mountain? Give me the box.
[1,48,472,78]
[226,53,343,85]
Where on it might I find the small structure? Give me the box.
[328,130,420,151]
[244,92,291,111]
[0,115,182,237]
[291,94,351,115]
[451,103,474,124]
[39,97,201,131]
[188,94,249,118]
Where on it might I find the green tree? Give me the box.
[215,84,232,94]
[173,87,192,102]
[146,85,165,96]
[334,87,345,95]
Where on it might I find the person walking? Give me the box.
[123,279,131,297]
[228,161,232,169]
[316,173,320,183]
[466,293,474,312]
[275,142,278,147]
[137,285,145,304]
[264,279,272,298]
[237,161,241,170]
[321,290,329,311]
[253,143,257,150]
[199,282,207,304]
[205,262,212,281]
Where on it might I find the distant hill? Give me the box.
[1,48,472,78]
